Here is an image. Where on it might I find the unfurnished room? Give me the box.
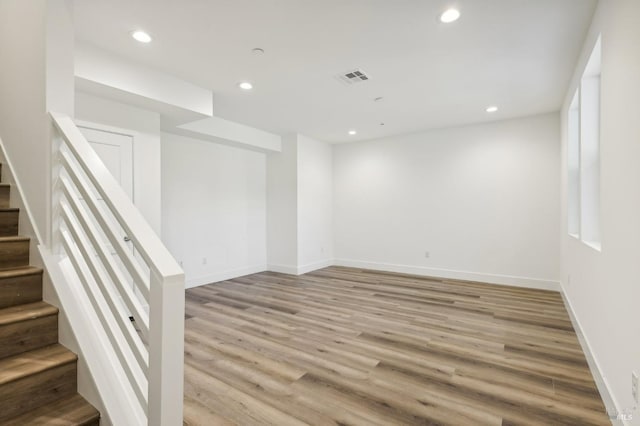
[0,0,638,425]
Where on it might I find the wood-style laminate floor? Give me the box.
[183,266,609,426]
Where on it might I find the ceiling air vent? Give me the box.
[337,68,371,85]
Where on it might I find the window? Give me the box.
[568,35,601,250]
[568,90,580,238]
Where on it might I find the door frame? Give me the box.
[74,119,139,204]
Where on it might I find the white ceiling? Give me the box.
[73,0,596,143]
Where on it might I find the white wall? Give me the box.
[0,0,76,242]
[266,133,333,274]
[561,1,640,423]
[333,113,561,289]
[266,135,298,270]
[74,92,162,234]
[162,132,267,287]
[297,134,333,271]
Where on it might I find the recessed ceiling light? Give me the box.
[486,106,498,113]
[131,30,152,43]
[238,81,253,90]
[348,130,357,135]
[252,48,265,55]
[440,8,461,23]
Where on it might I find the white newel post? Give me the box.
[148,270,185,426]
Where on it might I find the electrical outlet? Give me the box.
[202,257,207,265]
[424,251,430,258]
[567,274,571,286]
[632,371,638,403]
[179,260,183,267]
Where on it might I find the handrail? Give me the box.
[50,111,185,425]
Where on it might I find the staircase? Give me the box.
[0,165,100,425]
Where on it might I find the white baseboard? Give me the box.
[333,259,561,291]
[266,263,299,275]
[267,259,333,276]
[296,259,334,275]
[186,264,267,288]
[561,286,628,426]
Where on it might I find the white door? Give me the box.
[78,126,133,200]
[79,126,134,252]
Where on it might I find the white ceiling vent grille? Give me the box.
[337,68,371,85]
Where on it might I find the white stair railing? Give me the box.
[50,112,185,425]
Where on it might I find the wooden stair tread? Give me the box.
[0,300,58,326]
[1,393,99,426]
[0,344,76,386]
[0,266,43,310]
[0,235,30,270]
[0,183,10,209]
[0,207,20,237]
[0,235,29,242]
[0,265,42,279]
